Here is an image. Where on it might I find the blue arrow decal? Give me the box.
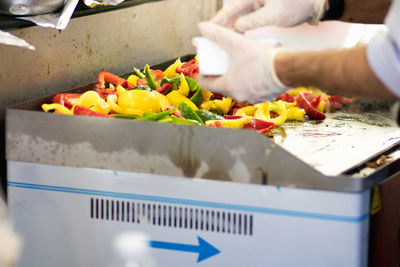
[149,236,220,262]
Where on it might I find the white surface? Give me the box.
[192,37,228,76]
[8,161,370,267]
[193,36,280,76]
[0,195,21,267]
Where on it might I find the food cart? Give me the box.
[6,68,400,266]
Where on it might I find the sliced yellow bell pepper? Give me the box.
[166,90,198,110]
[269,100,288,125]
[287,87,330,105]
[254,100,288,125]
[42,103,73,115]
[107,95,123,113]
[269,100,296,113]
[164,58,182,78]
[200,100,213,111]
[127,75,139,87]
[201,89,213,102]
[116,84,126,96]
[74,91,111,114]
[91,104,112,114]
[287,106,305,121]
[316,100,324,113]
[206,116,252,129]
[286,87,309,96]
[107,95,144,116]
[254,102,271,121]
[309,87,325,96]
[75,91,103,107]
[235,105,257,117]
[212,97,233,115]
[178,74,190,97]
[199,97,233,115]
[118,90,170,113]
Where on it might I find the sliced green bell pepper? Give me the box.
[178,102,204,125]
[133,68,145,79]
[158,117,202,126]
[195,109,224,124]
[144,64,160,90]
[189,88,204,107]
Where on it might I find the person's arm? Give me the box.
[327,0,392,24]
[275,45,397,100]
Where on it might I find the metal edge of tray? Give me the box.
[6,105,400,193]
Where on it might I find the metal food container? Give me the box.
[6,57,400,266]
[0,0,65,15]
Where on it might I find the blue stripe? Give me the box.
[7,181,369,223]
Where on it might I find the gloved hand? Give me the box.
[197,22,288,104]
[213,0,328,32]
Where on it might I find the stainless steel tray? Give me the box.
[6,57,400,192]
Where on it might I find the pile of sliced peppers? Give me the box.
[42,57,353,135]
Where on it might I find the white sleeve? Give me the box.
[366,0,400,98]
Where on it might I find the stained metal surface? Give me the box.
[274,105,400,176]
[6,108,272,185]
[0,0,65,16]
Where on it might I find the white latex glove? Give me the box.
[213,0,328,32]
[197,22,288,104]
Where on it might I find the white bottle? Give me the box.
[112,231,156,267]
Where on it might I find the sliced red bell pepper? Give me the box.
[230,108,240,115]
[211,92,224,100]
[176,59,199,78]
[243,118,275,132]
[136,78,147,85]
[96,72,134,90]
[165,106,183,118]
[187,88,198,99]
[296,92,326,120]
[232,100,252,109]
[214,121,223,127]
[310,95,322,109]
[51,93,81,109]
[95,89,118,99]
[172,110,184,118]
[257,127,274,134]
[224,115,275,133]
[150,69,165,84]
[73,105,113,118]
[275,92,296,103]
[156,83,171,95]
[182,59,196,68]
[231,100,252,114]
[328,95,354,110]
[300,91,316,102]
[224,115,241,120]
